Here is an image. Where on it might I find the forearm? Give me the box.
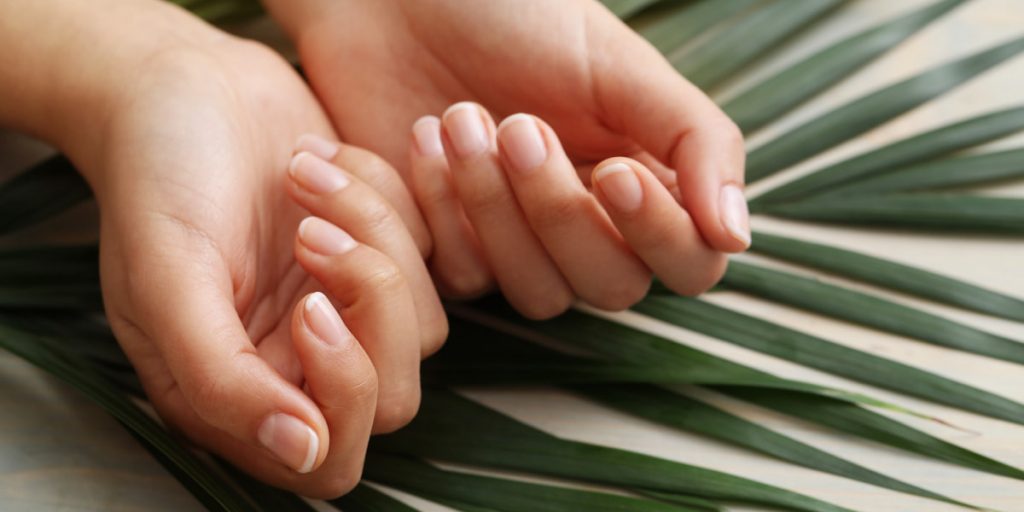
[0,0,223,159]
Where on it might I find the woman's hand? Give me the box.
[15,0,444,497]
[262,0,748,314]
[407,104,727,317]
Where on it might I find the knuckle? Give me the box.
[515,286,573,320]
[586,277,651,311]
[460,184,517,218]
[528,194,589,232]
[373,392,421,434]
[348,365,379,406]
[436,264,494,299]
[355,199,400,239]
[716,117,744,147]
[356,260,407,295]
[306,470,362,499]
[672,255,728,296]
[421,315,449,359]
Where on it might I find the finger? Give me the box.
[288,292,377,496]
[440,102,573,319]
[294,216,421,433]
[591,158,728,295]
[409,115,494,298]
[593,25,750,252]
[122,230,328,476]
[295,133,432,257]
[286,151,447,357]
[496,113,650,310]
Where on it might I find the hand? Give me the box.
[406,104,726,317]
[265,0,748,316]
[51,4,444,497]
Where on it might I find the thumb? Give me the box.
[288,292,378,497]
[594,19,750,252]
[126,239,329,476]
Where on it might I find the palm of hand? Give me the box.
[94,41,347,486]
[299,0,645,171]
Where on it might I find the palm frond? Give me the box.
[2,1,1023,511]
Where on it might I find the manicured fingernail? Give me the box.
[304,292,351,346]
[594,163,643,213]
[295,133,340,161]
[298,217,357,255]
[497,114,547,173]
[720,184,751,248]
[289,152,349,194]
[257,413,319,474]
[443,102,489,158]
[413,116,444,157]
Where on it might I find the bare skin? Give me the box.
[264,0,750,315]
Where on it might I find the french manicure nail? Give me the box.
[289,152,349,194]
[257,413,319,474]
[298,217,358,255]
[498,114,547,173]
[304,292,350,346]
[720,184,751,248]
[443,103,489,158]
[413,116,444,157]
[594,163,643,213]
[295,134,340,161]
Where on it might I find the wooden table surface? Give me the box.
[1,1,1023,510]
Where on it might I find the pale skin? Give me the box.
[262,0,750,317]
[0,0,749,498]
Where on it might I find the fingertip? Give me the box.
[257,412,322,474]
[295,133,341,162]
[412,116,444,158]
[593,161,644,214]
[301,291,353,347]
[297,216,359,257]
[441,102,496,159]
[719,184,751,250]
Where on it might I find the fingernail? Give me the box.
[295,134,340,161]
[594,163,643,213]
[498,114,547,173]
[258,413,319,474]
[289,152,349,194]
[298,217,358,255]
[443,102,489,158]
[413,116,444,157]
[720,184,751,248]
[304,292,351,346]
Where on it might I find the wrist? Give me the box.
[48,2,227,159]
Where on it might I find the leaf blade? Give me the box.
[746,37,1024,183]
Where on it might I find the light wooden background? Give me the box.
[1,0,1022,510]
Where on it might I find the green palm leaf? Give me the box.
[634,0,760,56]
[2,1,1023,510]
[0,155,91,236]
[724,0,964,133]
[0,323,259,512]
[762,194,1024,234]
[375,389,856,512]
[719,260,1024,363]
[751,105,1024,206]
[574,384,976,509]
[633,296,1024,425]
[823,147,1024,195]
[746,37,1024,182]
[437,311,1024,482]
[365,452,703,512]
[749,231,1024,322]
[673,0,845,90]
